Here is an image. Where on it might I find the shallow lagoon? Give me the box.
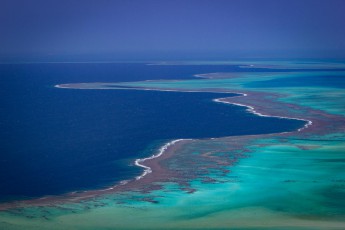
[1,60,345,229]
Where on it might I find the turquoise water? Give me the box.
[0,63,306,201]
[1,60,344,230]
[245,74,345,88]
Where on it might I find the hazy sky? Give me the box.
[1,0,345,60]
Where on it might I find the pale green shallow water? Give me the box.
[1,61,345,229]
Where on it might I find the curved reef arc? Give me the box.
[134,139,189,180]
[213,97,312,132]
[0,84,313,211]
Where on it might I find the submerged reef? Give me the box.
[1,60,345,229]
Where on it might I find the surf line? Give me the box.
[132,91,311,183]
[213,97,313,132]
[55,84,312,180]
[134,139,189,180]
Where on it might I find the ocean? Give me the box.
[0,63,306,201]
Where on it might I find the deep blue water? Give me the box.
[245,74,345,88]
[0,63,306,201]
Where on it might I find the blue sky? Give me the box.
[1,0,345,60]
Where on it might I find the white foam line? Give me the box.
[98,180,130,192]
[56,83,313,184]
[134,139,188,180]
[194,73,220,79]
[54,83,238,94]
[56,83,311,131]
[213,97,312,132]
